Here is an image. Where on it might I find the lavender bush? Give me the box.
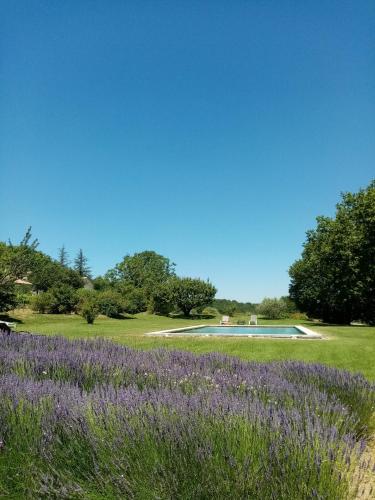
[0,331,373,498]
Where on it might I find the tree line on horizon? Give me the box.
[1,180,374,325]
[0,234,217,323]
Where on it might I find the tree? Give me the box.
[30,252,82,292]
[74,249,91,278]
[257,298,288,319]
[16,226,39,250]
[58,245,69,267]
[110,250,175,288]
[107,251,175,300]
[0,228,40,311]
[0,227,39,287]
[213,299,256,315]
[289,180,375,324]
[168,277,217,317]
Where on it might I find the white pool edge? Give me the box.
[145,324,322,339]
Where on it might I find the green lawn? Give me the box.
[5,309,375,380]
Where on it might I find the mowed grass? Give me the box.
[6,308,375,380]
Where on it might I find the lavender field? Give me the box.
[0,331,374,499]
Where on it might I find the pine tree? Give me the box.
[58,245,69,267]
[20,226,39,249]
[8,226,39,249]
[74,249,91,277]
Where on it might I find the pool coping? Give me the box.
[145,324,322,339]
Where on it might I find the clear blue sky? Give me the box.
[1,1,374,302]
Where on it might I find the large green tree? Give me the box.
[108,251,175,299]
[0,228,40,311]
[257,297,288,320]
[289,180,375,324]
[30,253,83,292]
[168,277,217,317]
[0,228,83,312]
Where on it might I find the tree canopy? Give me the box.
[0,229,83,311]
[289,180,375,324]
[168,277,217,317]
[107,251,175,298]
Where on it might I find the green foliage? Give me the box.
[201,306,219,317]
[168,277,217,317]
[47,285,79,314]
[57,245,69,267]
[14,290,31,308]
[289,180,375,324]
[120,285,148,314]
[31,292,52,314]
[0,241,34,288]
[75,288,95,302]
[257,297,288,319]
[17,226,39,250]
[31,285,78,314]
[0,285,17,312]
[92,276,111,291]
[0,228,40,311]
[74,249,91,278]
[213,299,256,315]
[148,283,174,315]
[97,290,124,318]
[108,251,175,299]
[30,252,83,292]
[79,296,99,324]
[280,296,299,314]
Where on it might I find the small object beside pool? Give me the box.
[146,325,321,339]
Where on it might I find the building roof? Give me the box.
[14,278,32,285]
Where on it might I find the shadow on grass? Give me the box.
[0,314,23,324]
[109,314,136,320]
[169,313,216,320]
[311,321,371,328]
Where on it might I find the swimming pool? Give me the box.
[147,325,321,339]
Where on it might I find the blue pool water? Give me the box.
[178,326,303,336]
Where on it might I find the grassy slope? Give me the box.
[6,309,375,380]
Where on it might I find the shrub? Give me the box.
[15,291,32,308]
[257,297,288,319]
[201,306,219,317]
[97,290,124,318]
[75,288,95,303]
[120,286,147,314]
[289,312,308,320]
[47,285,78,314]
[79,297,99,324]
[31,291,53,313]
[31,285,78,314]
